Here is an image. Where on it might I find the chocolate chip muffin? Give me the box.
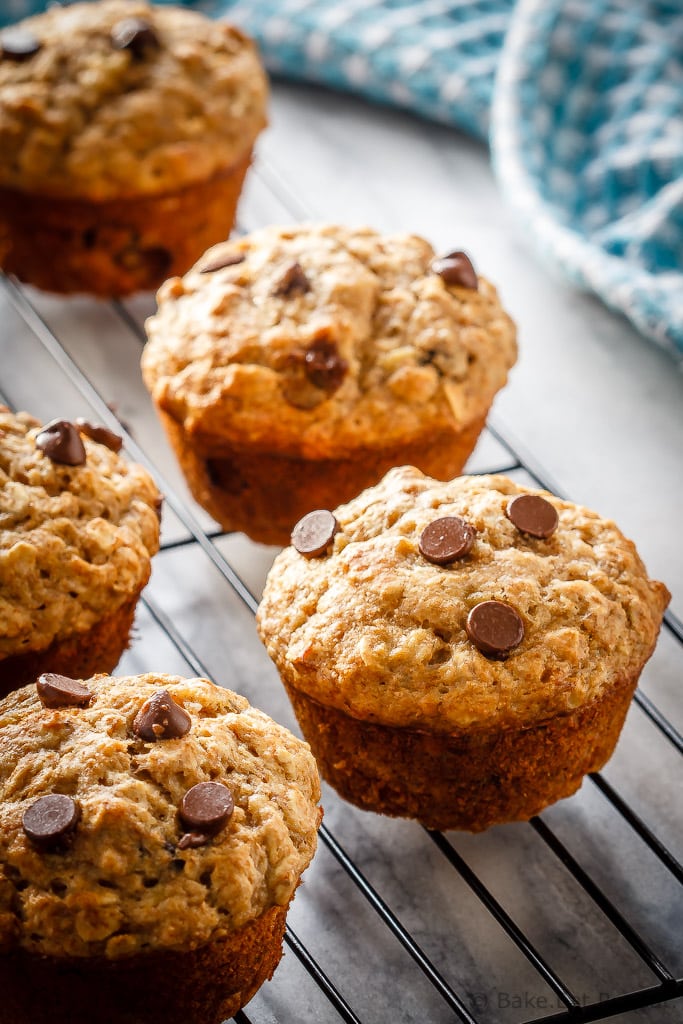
[257,467,670,831]
[141,224,517,545]
[0,408,160,696]
[0,0,268,295]
[0,671,322,1024]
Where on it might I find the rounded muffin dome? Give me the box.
[0,672,321,959]
[142,224,517,544]
[0,0,268,200]
[143,224,517,456]
[258,467,669,732]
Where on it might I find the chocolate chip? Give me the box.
[75,419,123,454]
[36,673,93,709]
[22,795,80,849]
[1,28,41,61]
[466,600,524,659]
[304,337,347,394]
[133,690,191,741]
[431,251,478,290]
[418,516,476,565]
[35,420,86,466]
[179,782,234,837]
[153,493,164,520]
[291,509,339,557]
[111,17,160,58]
[273,261,310,297]
[506,494,559,539]
[199,251,245,273]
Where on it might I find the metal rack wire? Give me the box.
[1,174,681,1024]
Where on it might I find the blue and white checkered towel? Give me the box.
[4,1,682,360]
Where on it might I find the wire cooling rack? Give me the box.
[1,160,682,1024]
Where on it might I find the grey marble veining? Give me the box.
[0,77,681,1024]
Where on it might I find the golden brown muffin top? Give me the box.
[0,672,321,959]
[142,224,517,457]
[0,1,268,199]
[0,408,160,659]
[257,468,669,732]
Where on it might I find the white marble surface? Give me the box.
[1,80,681,1024]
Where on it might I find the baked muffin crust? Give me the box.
[142,224,517,457]
[0,409,160,659]
[0,0,268,199]
[0,673,321,959]
[257,467,670,731]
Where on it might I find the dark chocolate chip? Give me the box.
[179,782,234,836]
[75,418,123,453]
[36,673,93,709]
[111,17,160,58]
[466,600,524,659]
[1,28,41,61]
[418,516,476,565]
[133,690,191,741]
[35,420,86,466]
[22,794,80,849]
[506,494,559,539]
[199,251,246,273]
[273,261,310,297]
[291,509,339,557]
[431,251,478,290]
[304,338,347,393]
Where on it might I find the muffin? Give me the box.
[256,467,670,831]
[0,1,268,295]
[141,224,517,545]
[0,408,160,696]
[0,671,322,1024]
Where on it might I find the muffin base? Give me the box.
[0,592,141,699]
[0,902,288,1024]
[0,153,251,296]
[159,409,488,546]
[283,671,639,831]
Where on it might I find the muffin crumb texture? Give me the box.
[257,467,670,732]
[0,408,160,659]
[0,673,321,959]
